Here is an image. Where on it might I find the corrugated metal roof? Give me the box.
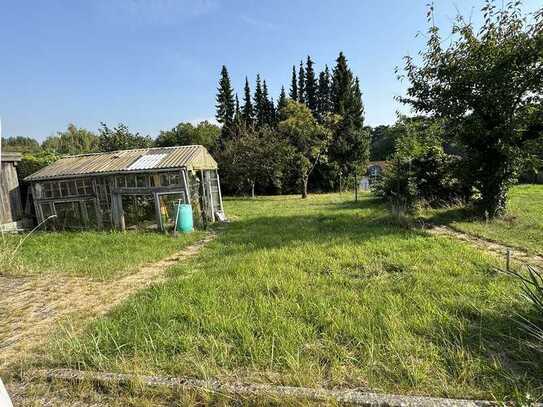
[25,145,217,181]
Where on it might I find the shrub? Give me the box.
[373,147,464,213]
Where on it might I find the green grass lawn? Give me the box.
[46,193,542,400]
[422,184,543,256]
[1,230,204,280]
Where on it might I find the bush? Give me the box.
[373,147,464,213]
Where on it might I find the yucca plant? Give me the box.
[501,265,543,352]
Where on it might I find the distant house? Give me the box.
[359,161,388,191]
[24,145,224,231]
[0,152,23,231]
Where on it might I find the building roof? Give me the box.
[1,152,22,163]
[25,145,217,182]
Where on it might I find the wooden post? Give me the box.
[506,249,511,272]
[206,171,215,222]
[216,170,224,213]
[354,169,358,202]
[154,192,163,232]
[199,170,207,230]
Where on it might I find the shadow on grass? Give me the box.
[440,300,543,395]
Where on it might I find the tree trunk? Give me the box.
[479,176,508,218]
[251,181,255,199]
[302,175,308,199]
[339,172,342,194]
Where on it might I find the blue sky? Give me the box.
[1,0,540,141]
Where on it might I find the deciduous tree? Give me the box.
[399,1,543,216]
[278,100,334,198]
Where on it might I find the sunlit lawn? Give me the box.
[421,184,543,256]
[1,230,203,280]
[45,193,543,400]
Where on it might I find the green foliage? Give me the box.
[276,86,288,122]
[297,61,305,103]
[18,151,61,180]
[278,101,333,198]
[399,0,543,217]
[317,65,332,123]
[304,56,318,113]
[215,65,235,133]
[369,125,396,161]
[218,124,292,196]
[328,52,370,179]
[253,74,266,127]
[373,117,464,211]
[213,52,368,197]
[1,136,41,154]
[98,122,152,152]
[289,65,298,101]
[242,77,254,127]
[42,123,99,155]
[155,121,220,152]
[501,265,543,354]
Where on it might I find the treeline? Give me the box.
[4,52,371,197]
[214,52,369,196]
[3,121,222,180]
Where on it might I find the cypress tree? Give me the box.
[297,61,305,104]
[329,52,369,192]
[305,56,318,114]
[289,66,298,101]
[242,77,254,126]
[254,74,265,127]
[215,65,235,132]
[262,80,276,126]
[277,86,288,121]
[317,65,332,121]
[331,52,353,116]
[234,93,242,123]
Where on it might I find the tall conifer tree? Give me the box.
[242,77,254,126]
[317,65,332,121]
[254,74,265,127]
[215,65,235,134]
[297,61,305,104]
[277,86,288,122]
[305,56,318,114]
[289,66,298,101]
[329,52,369,192]
[234,94,242,124]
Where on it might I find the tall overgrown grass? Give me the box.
[0,236,24,275]
[501,265,543,353]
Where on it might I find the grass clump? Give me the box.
[47,193,543,400]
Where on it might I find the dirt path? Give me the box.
[428,225,543,269]
[0,233,215,369]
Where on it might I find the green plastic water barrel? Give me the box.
[176,204,193,233]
